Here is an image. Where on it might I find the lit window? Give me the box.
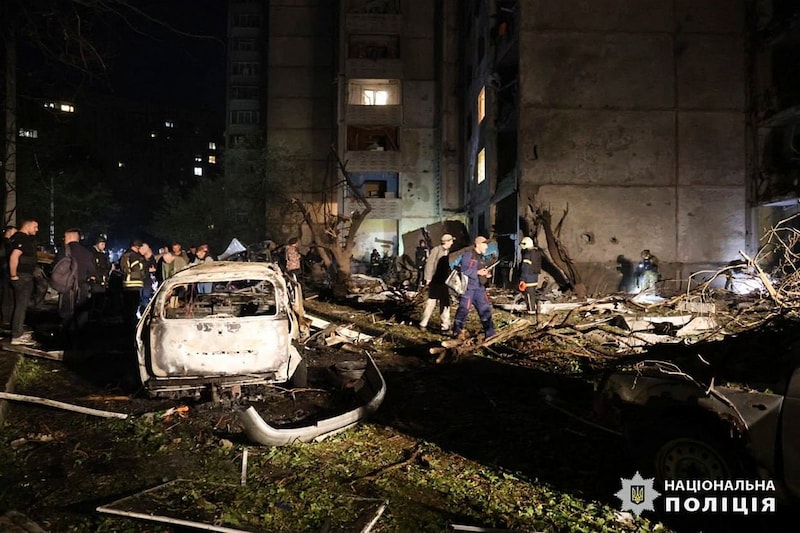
[477,148,486,184]
[150,131,158,138]
[60,103,75,113]
[362,89,388,105]
[165,121,174,128]
[44,102,56,109]
[118,161,125,168]
[208,155,217,164]
[477,86,485,123]
[208,142,216,150]
[194,167,203,176]
[194,156,202,162]
[18,129,38,138]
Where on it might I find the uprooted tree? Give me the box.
[292,146,372,299]
[524,197,587,298]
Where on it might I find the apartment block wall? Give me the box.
[267,1,337,197]
[517,0,747,286]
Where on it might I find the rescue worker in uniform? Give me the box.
[518,237,542,314]
[635,249,659,292]
[120,239,146,329]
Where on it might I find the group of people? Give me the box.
[119,240,214,327]
[0,215,220,346]
[418,233,544,340]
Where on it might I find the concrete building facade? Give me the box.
[226,0,461,263]
[465,0,750,292]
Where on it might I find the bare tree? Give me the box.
[293,147,371,298]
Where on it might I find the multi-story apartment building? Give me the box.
[465,0,753,292]
[227,0,800,292]
[227,0,461,263]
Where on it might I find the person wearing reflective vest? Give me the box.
[120,239,146,328]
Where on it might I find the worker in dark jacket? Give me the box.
[518,236,542,314]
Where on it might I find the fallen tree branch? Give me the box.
[0,392,129,419]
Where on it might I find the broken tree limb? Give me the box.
[0,392,129,419]
[740,250,780,304]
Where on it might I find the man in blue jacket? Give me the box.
[452,235,496,339]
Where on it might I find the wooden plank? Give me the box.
[2,342,64,361]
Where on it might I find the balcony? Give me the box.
[346,58,403,80]
[343,196,402,219]
[346,104,402,125]
[346,13,402,34]
[344,150,402,172]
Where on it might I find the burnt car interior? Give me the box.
[163,279,279,319]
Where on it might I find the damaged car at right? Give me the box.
[595,317,800,504]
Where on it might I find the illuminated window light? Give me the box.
[19,129,38,138]
[208,155,217,164]
[362,89,388,106]
[118,161,125,168]
[477,86,485,123]
[208,142,216,150]
[477,148,486,183]
[165,121,174,128]
[150,131,158,138]
[60,104,75,113]
[194,156,202,162]
[194,167,203,176]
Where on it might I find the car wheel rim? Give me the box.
[657,438,730,480]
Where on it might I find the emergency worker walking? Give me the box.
[452,236,496,339]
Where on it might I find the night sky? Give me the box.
[106,0,227,117]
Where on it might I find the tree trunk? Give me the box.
[4,27,17,227]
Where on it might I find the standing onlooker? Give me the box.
[0,225,17,328]
[284,237,302,280]
[518,236,542,314]
[120,239,146,328]
[162,241,190,280]
[414,239,429,289]
[8,219,40,345]
[418,233,454,332]
[57,228,97,339]
[89,234,112,320]
[452,235,496,340]
[138,243,159,316]
[190,243,215,293]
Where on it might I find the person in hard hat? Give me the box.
[518,236,542,314]
[635,249,660,292]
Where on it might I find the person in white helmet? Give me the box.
[518,236,542,314]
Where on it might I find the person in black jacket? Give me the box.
[518,236,542,314]
[89,234,112,320]
[58,229,97,339]
[414,239,429,289]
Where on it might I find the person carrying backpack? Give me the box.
[54,229,96,341]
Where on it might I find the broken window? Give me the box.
[347,126,399,151]
[348,79,401,105]
[348,35,400,59]
[164,280,278,319]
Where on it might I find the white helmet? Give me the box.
[520,237,534,250]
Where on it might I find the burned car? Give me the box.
[135,260,387,445]
[136,261,309,399]
[596,318,800,503]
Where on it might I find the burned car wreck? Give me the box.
[596,317,800,503]
[135,261,385,445]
